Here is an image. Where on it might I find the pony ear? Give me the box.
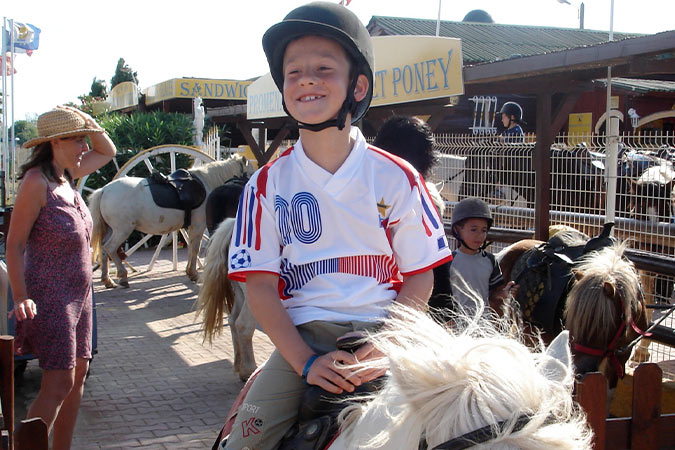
[539,330,572,383]
[572,269,584,281]
[603,281,617,299]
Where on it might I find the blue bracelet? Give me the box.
[302,354,319,381]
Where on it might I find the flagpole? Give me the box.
[436,0,442,36]
[1,18,8,208]
[10,18,16,202]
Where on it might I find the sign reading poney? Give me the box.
[246,35,463,120]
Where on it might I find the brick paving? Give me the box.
[15,248,274,449]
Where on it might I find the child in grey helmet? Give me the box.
[449,197,517,315]
[223,3,452,449]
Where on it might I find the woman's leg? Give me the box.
[26,366,76,434]
[51,357,89,450]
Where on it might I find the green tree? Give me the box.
[11,119,38,147]
[90,77,107,98]
[110,58,138,89]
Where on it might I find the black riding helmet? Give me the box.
[497,101,524,124]
[451,198,493,251]
[262,2,374,131]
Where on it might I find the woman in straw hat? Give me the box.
[6,105,115,448]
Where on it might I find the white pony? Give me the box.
[89,155,254,288]
[195,217,256,381]
[330,305,593,449]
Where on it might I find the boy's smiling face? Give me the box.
[282,35,358,125]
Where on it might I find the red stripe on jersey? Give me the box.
[422,215,432,236]
[368,145,417,189]
[241,188,248,245]
[254,146,295,249]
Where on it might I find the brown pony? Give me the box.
[497,229,650,393]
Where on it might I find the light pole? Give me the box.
[557,0,585,29]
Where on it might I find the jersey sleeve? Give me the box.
[228,171,281,281]
[388,173,452,275]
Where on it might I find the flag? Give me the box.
[12,22,40,55]
[4,53,17,76]
[339,0,352,5]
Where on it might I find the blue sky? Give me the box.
[4,0,674,121]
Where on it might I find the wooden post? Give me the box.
[0,336,13,450]
[15,418,48,450]
[533,93,552,241]
[630,364,662,449]
[576,372,607,449]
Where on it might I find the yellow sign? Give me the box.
[569,112,592,145]
[109,81,139,111]
[246,35,464,120]
[371,35,463,106]
[144,78,253,105]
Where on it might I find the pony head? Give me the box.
[564,241,648,387]
[338,305,592,449]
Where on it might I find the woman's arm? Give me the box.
[59,106,116,179]
[6,171,47,321]
[246,272,360,394]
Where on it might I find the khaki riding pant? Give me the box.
[224,320,376,450]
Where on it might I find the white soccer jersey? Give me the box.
[228,127,452,325]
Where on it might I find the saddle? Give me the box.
[511,223,615,335]
[214,336,386,450]
[147,169,206,228]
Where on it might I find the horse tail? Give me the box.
[196,218,237,344]
[88,188,107,264]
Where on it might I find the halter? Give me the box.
[571,287,651,379]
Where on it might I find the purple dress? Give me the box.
[16,180,93,370]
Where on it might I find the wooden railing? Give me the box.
[576,364,675,449]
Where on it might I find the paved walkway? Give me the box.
[15,248,274,449]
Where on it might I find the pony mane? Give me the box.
[338,305,592,449]
[564,241,640,346]
[190,155,254,190]
[426,181,445,217]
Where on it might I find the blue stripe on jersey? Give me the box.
[235,185,245,246]
[247,186,255,248]
[421,194,439,229]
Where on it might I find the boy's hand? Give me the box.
[505,281,519,299]
[305,351,361,394]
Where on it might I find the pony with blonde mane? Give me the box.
[328,305,593,449]
[195,218,257,381]
[89,155,254,288]
[498,234,649,395]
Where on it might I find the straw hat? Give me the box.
[23,107,104,149]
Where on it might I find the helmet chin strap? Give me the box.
[284,75,358,132]
[452,228,491,253]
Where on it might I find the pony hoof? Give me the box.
[117,280,130,288]
[103,279,117,289]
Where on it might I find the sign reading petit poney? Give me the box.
[371,35,463,106]
[246,35,464,120]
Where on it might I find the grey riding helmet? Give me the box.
[262,1,374,131]
[451,198,493,230]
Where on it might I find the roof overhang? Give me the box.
[463,30,675,95]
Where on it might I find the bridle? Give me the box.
[571,286,652,379]
[420,414,553,450]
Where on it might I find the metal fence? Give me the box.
[428,131,675,377]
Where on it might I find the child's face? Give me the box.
[501,112,511,128]
[282,35,353,125]
[456,218,489,253]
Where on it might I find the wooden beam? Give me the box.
[236,122,266,164]
[534,93,552,241]
[551,92,581,136]
[262,125,291,165]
